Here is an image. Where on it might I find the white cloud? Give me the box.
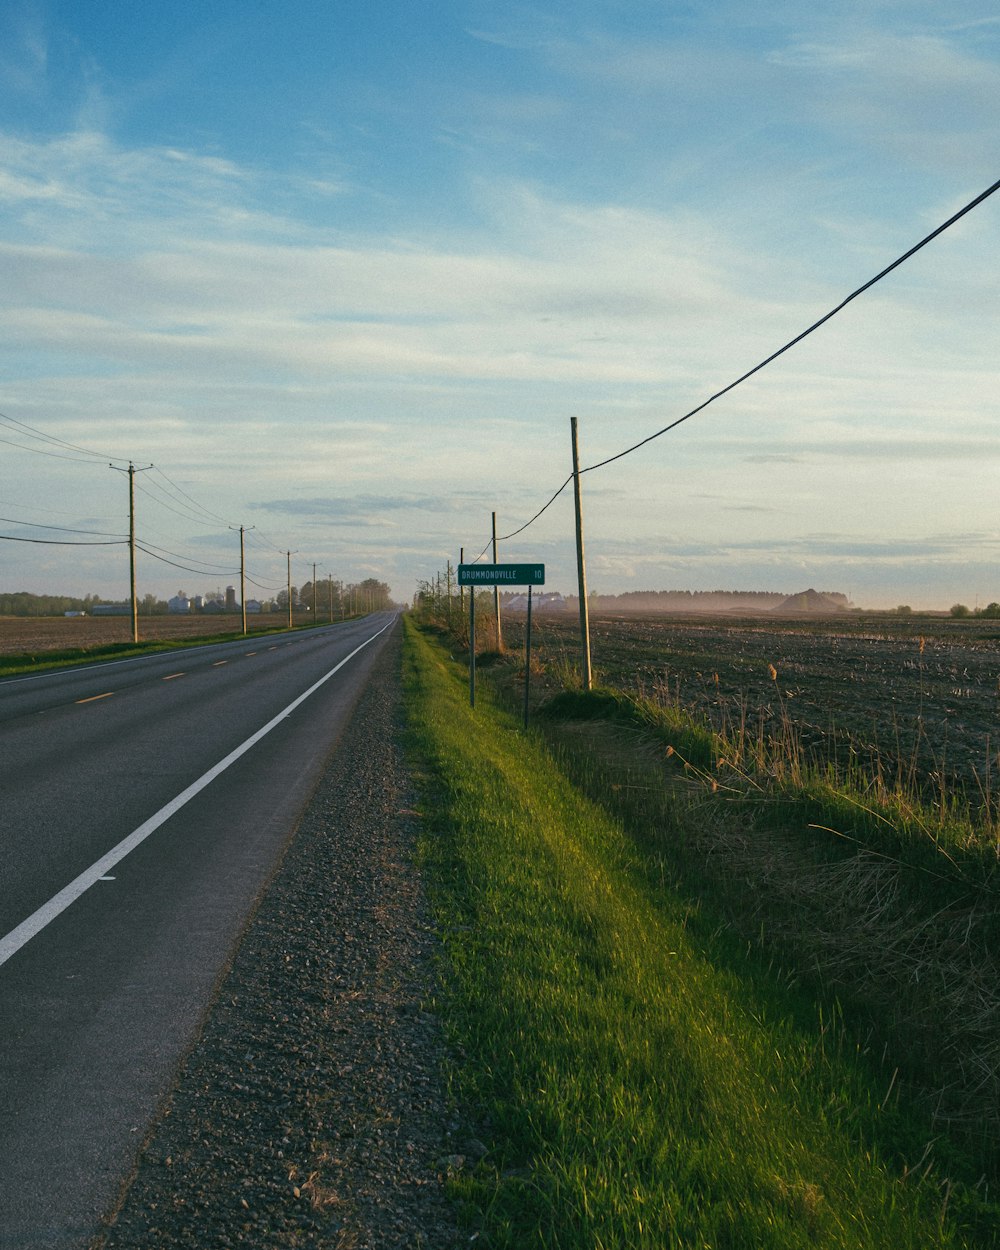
[1,48,998,607]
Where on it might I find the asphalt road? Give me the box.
[0,613,399,1249]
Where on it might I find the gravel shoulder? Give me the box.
[91,625,465,1249]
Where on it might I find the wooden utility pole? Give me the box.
[240,527,248,635]
[110,461,151,643]
[312,562,317,620]
[328,573,333,623]
[286,551,296,629]
[570,417,593,690]
[230,524,254,636]
[459,547,465,615]
[469,577,476,708]
[492,510,502,651]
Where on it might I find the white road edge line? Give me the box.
[0,616,396,969]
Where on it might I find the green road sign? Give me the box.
[458,563,545,586]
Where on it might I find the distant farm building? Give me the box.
[168,593,191,613]
[504,592,567,613]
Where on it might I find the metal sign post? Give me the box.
[458,564,545,724]
[523,585,533,729]
[469,584,476,709]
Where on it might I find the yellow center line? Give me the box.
[163,672,186,681]
[76,692,113,704]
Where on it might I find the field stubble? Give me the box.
[470,609,1000,1166]
[529,611,1000,815]
[0,612,310,656]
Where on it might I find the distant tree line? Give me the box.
[1,579,396,618]
[950,602,1000,619]
[567,589,851,613]
[0,591,120,616]
[294,578,395,615]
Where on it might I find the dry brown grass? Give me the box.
[540,713,1000,1167]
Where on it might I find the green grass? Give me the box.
[402,620,999,1249]
[539,682,1000,890]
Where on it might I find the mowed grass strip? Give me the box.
[402,620,997,1249]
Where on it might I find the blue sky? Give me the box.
[1,1,999,608]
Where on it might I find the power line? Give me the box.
[1,498,120,523]
[584,179,1000,474]
[0,417,304,597]
[136,538,239,575]
[0,434,119,466]
[149,466,236,527]
[467,478,574,561]
[0,534,127,546]
[135,543,238,577]
[0,515,127,538]
[0,410,129,465]
[246,526,286,554]
[135,479,225,528]
[245,573,285,593]
[479,173,1000,550]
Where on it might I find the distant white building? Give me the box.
[504,593,567,613]
[168,593,191,614]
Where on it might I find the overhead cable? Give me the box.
[0,434,121,466]
[136,538,240,574]
[149,466,236,527]
[0,411,129,465]
[581,174,1000,476]
[245,574,285,593]
[0,515,127,538]
[135,543,239,576]
[478,173,1000,552]
[0,534,127,546]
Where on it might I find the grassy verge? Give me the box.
[402,619,998,1249]
[426,607,1000,1151]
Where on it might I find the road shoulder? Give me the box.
[92,625,463,1249]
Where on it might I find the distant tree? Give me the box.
[0,590,96,616]
[950,603,971,618]
[978,602,1000,619]
[896,605,912,615]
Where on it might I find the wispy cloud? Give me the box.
[2,0,998,607]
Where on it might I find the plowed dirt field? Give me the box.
[524,611,1000,807]
[0,612,296,655]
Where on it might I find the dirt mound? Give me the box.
[773,588,845,614]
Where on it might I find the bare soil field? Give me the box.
[526,611,1000,809]
[0,612,300,655]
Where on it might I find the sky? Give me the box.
[1,1,999,610]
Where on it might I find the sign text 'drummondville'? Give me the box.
[457,563,545,586]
